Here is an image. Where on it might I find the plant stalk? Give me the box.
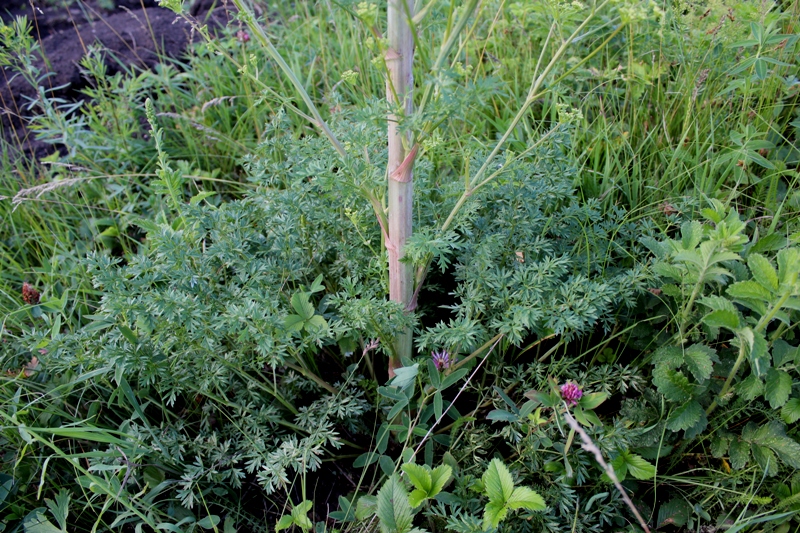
[386,0,416,376]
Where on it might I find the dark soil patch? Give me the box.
[0,0,233,160]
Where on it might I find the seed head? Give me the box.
[22,282,40,305]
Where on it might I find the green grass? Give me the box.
[2,0,800,531]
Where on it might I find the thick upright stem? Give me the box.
[386,0,415,377]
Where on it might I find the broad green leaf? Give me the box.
[376,475,412,533]
[482,501,508,531]
[765,369,792,409]
[772,340,798,367]
[748,254,779,292]
[408,489,427,509]
[391,364,419,390]
[777,248,800,286]
[653,367,693,403]
[284,314,306,332]
[482,459,514,504]
[729,439,750,470]
[23,513,62,533]
[439,368,469,391]
[608,454,628,481]
[433,391,443,421]
[750,233,787,254]
[355,496,377,520]
[577,392,607,410]
[622,453,656,480]
[506,487,545,511]
[197,516,221,530]
[680,221,703,250]
[276,515,294,532]
[727,280,772,302]
[657,498,692,528]
[291,501,313,531]
[751,444,779,476]
[702,310,740,330]
[143,466,165,488]
[737,375,764,401]
[684,344,715,383]
[781,398,800,424]
[429,465,452,497]
[401,464,432,493]
[291,292,315,320]
[652,346,684,369]
[667,400,704,432]
[748,331,770,377]
[305,315,327,332]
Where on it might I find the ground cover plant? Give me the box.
[1,0,800,532]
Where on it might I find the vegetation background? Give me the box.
[1,0,800,532]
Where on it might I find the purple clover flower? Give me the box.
[432,350,453,371]
[560,381,583,407]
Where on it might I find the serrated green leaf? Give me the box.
[24,513,63,533]
[667,400,704,432]
[777,248,800,286]
[652,346,684,369]
[622,453,656,480]
[402,464,432,494]
[750,233,787,254]
[408,489,427,508]
[482,459,514,504]
[291,292,314,320]
[284,314,306,332]
[753,444,780,476]
[737,374,764,401]
[772,340,798,367]
[748,254,779,292]
[748,330,770,377]
[482,501,508,531]
[653,367,694,403]
[765,369,792,409]
[608,454,628,481]
[684,344,715,383]
[506,487,545,511]
[657,499,692,528]
[429,465,452,497]
[275,515,294,532]
[781,398,800,424]
[680,221,703,250]
[727,280,772,301]
[376,475,412,533]
[702,310,740,330]
[305,315,327,332]
[355,496,377,520]
[729,439,750,470]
